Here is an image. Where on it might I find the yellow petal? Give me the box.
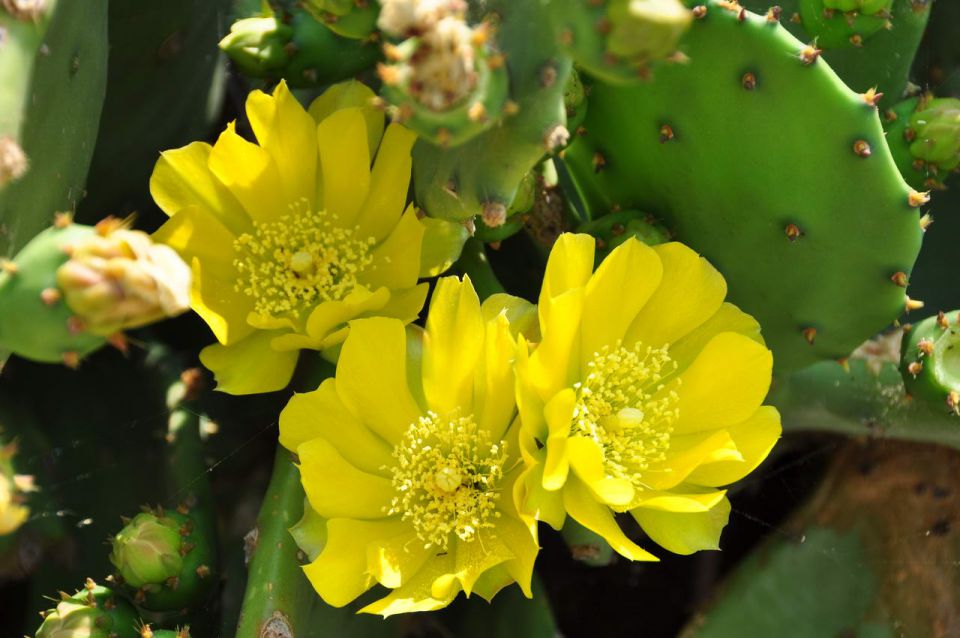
[190,257,256,347]
[368,526,431,589]
[566,436,635,508]
[539,233,595,323]
[515,337,548,442]
[542,389,576,491]
[670,332,773,434]
[271,286,391,351]
[318,108,371,225]
[289,503,327,562]
[631,494,731,555]
[360,554,460,616]
[362,206,424,290]
[452,533,514,596]
[514,451,566,530]
[643,430,737,491]
[528,288,585,400]
[199,331,298,395]
[308,80,383,158]
[149,141,251,235]
[687,406,782,487]
[580,238,663,363]
[279,378,394,475]
[297,437,394,519]
[475,315,520,442]
[669,302,763,373]
[303,517,408,607]
[356,123,416,242]
[562,477,659,562]
[631,487,727,513]
[481,293,538,341]
[336,317,423,444]
[624,242,727,349]
[471,565,514,602]
[208,121,285,223]
[245,81,318,206]
[419,217,469,278]
[375,283,429,327]
[422,276,484,417]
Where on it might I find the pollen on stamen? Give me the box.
[386,411,507,551]
[573,341,680,489]
[232,198,376,320]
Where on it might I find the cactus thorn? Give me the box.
[659,124,675,143]
[592,151,607,172]
[853,140,871,157]
[766,6,782,22]
[487,53,505,70]
[481,202,507,228]
[784,223,802,241]
[502,100,520,116]
[905,297,925,312]
[692,5,707,18]
[802,327,817,344]
[917,338,935,356]
[66,315,86,335]
[40,287,61,305]
[837,357,850,372]
[165,575,180,590]
[544,124,570,152]
[0,137,28,185]
[799,44,821,65]
[1,259,19,274]
[62,352,80,369]
[884,108,898,122]
[742,72,757,90]
[904,127,917,142]
[196,564,212,578]
[790,11,801,23]
[436,128,452,148]
[948,392,960,415]
[890,271,908,287]
[540,64,558,88]
[467,102,487,123]
[849,34,863,47]
[919,213,933,231]
[908,360,923,377]
[937,311,948,329]
[907,190,930,207]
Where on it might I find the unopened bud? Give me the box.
[110,512,184,588]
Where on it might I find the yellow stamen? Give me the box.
[387,411,507,550]
[232,200,375,319]
[573,342,680,488]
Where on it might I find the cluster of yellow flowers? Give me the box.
[152,82,781,615]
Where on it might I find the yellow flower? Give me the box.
[150,80,462,394]
[0,440,32,536]
[515,233,781,560]
[279,276,539,615]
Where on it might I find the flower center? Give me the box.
[573,341,680,489]
[387,411,508,550]
[233,200,375,320]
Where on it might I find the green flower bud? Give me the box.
[110,507,217,612]
[909,97,960,172]
[219,16,294,76]
[110,511,184,588]
[901,311,960,415]
[606,0,692,63]
[36,580,139,638]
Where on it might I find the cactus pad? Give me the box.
[564,0,923,371]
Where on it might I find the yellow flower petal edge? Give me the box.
[279,275,539,615]
[515,233,782,560]
[150,80,464,395]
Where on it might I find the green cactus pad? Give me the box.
[563,0,923,371]
[412,0,571,222]
[110,507,216,612]
[0,0,108,257]
[900,311,960,414]
[220,3,380,87]
[0,224,105,364]
[35,580,140,638]
[303,0,378,40]
[577,209,671,263]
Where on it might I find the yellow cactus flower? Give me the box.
[515,233,781,560]
[0,440,33,536]
[150,80,463,394]
[279,275,539,615]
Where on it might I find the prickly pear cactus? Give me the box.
[563,0,923,371]
[4,0,960,636]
